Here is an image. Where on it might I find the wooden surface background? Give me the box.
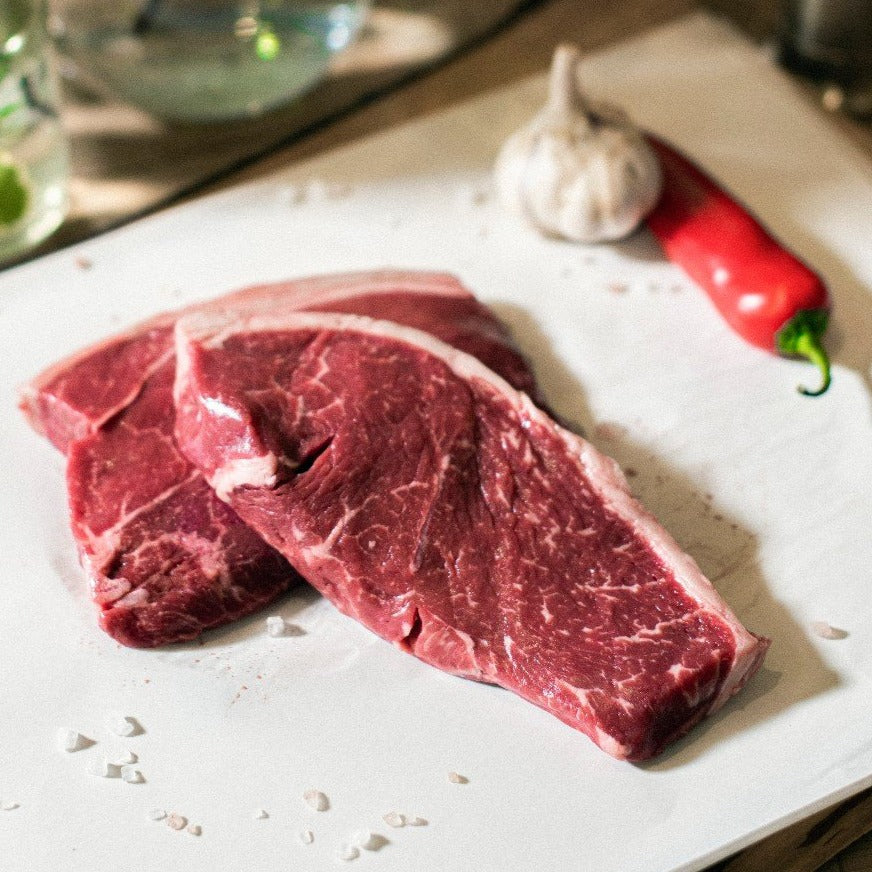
[17,1,872,868]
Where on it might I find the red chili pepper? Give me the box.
[644,135,832,396]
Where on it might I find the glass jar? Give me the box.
[51,0,371,123]
[0,0,69,262]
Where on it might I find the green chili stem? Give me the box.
[775,309,831,397]
[793,329,831,397]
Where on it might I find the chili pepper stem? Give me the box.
[793,329,831,397]
[775,309,831,397]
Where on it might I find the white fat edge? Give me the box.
[216,269,473,318]
[180,310,765,705]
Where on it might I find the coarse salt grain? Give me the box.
[352,830,375,850]
[113,749,137,765]
[105,712,139,737]
[57,728,89,752]
[812,621,848,640]
[120,766,144,784]
[337,845,360,862]
[148,808,167,821]
[265,616,286,637]
[1,801,19,811]
[187,824,202,836]
[383,811,405,828]
[253,808,269,819]
[88,757,120,778]
[354,830,388,851]
[303,789,329,811]
[406,816,428,827]
[297,829,314,845]
[166,814,187,831]
[447,771,468,784]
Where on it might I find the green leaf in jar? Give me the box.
[0,160,28,225]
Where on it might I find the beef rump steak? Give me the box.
[174,311,769,761]
[22,272,541,647]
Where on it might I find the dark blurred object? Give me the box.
[779,0,872,118]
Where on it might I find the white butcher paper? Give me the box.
[0,13,870,872]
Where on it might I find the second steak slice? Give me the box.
[174,311,769,760]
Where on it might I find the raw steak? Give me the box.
[22,271,541,647]
[174,311,769,760]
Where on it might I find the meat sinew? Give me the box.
[174,311,769,760]
[21,271,541,647]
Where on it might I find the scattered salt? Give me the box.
[406,816,428,827]
[265,615,304,637]
[353,830,387,851]
[285,184,306,205]
[300,178,350,203]
[187,824,202,836]
[303,789,329,811]
[88,757,120,778]
[113,750,137,765]
[253,808,269,819]
[57,727,90,752]
[1,801,19,811]
[297,829,314,845]
[457,183,490,209]
[166,813,187,831]
[105,712,140,737]
[447,771,468,784]
[120,766,144,784]
[148,808,167,821]
[337,845,360,862]
[383,811,405,828]
[352,829,375,850]
[265,616,286,637]
[812,621,848,640]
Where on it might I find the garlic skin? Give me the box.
[494,45,662,243]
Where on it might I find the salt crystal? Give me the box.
[187,824,202,836]
[1,801,19,811]
[148,808,167,821]
[105,712,140,737]
[382,811,405,828]
[253,808,269,819]
[353,830,387,851]
[57,728,89,752]
[457,183,490,209]
[337,845,360,862]
[812,621,848,640]
[447,771,468,784]
[406,816,428,827]
[303,789,329,811]
[352,829,375,850]
[285,184,306,205]
[297,829,314,845]
[113,750,137,765]
[120,766,144,784]
[305,179,331,202]
[88,757,120,778]
[166,813,187,831]
[266,616,286,637]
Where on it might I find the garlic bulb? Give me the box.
[494,44,662,243]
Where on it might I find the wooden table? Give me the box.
[23,1,872,868]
